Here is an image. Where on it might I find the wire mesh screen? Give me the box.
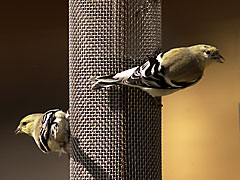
[69,0,162,179]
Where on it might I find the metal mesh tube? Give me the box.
[69,0,162,179]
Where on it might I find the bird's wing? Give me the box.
[126,54,177,89]
[126,53,202,89]
[38,109,60,153]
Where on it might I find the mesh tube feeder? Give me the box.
[69,0,162,179]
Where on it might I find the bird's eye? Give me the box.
[22,122,27,126]
[205,51,211,55]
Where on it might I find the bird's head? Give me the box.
[191,44,225,67]
[15,114,42,136]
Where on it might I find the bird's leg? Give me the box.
[153,97,163,107]
[63,147,70,159]
[66,152,70,159]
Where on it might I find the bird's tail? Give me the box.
[91,67,138,90]
[90,74,121,90]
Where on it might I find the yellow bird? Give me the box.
[91,44,224,97]
[15,109,69,155]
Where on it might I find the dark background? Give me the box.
[1,1,69,180]
[1,0,239,180]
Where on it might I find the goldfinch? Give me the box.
[91,44,224,97]
[15,109,70,154]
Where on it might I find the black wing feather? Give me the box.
[39,109,60,153]
[126,54,201,89]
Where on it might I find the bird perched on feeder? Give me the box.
[91,44,224,97]
[15,109,70,155]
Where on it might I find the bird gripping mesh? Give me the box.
[69,0,162,179]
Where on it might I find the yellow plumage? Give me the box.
[91,44,224,97]
[15,109,69,155]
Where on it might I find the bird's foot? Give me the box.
[153,97,163,107]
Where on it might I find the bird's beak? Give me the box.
[15,127,22,134]
[216,54,225,63]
